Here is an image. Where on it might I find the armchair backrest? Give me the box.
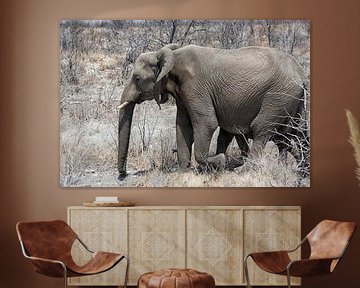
[16,220,77,261]
[307,220,356,261]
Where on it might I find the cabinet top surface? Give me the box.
[68,205,301,210]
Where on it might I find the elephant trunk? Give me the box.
[118,101,135,180]
[117,83,138,180]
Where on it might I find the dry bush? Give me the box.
[125,103,177,174]
[60,118,118,187]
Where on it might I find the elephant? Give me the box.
[117,44,307,180]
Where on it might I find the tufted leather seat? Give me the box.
[138,268,215,288]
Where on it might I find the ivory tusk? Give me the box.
[117,101,130,109]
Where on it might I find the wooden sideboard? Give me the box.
[67,206,301,286]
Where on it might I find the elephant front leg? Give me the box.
[193,120,223,172]
[176,106,193,169]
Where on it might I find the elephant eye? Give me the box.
[133,74,141,82]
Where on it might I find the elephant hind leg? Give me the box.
[273,134,291,161]
[215,129,250,170]
[247,120,270,159]
[223,134,250,170]
[235,134,250,158]
[216,128,234,154]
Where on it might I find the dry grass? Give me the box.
[60,94,309,187]
[60,120,118,186]
[121,142,307,188]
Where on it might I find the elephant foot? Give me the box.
[196,154,246,173]
[208,153,227,169]
[196,153,227,173]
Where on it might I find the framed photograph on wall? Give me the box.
[60,20,310,187]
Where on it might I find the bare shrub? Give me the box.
[125,104,177,174]
[135,105,158,152]
[60,126,88,186]
[235,142,302,187]
[271,88,310,179]
[158,130,178,172]
[60,120,118,187]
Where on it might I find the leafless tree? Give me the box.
[217,20,248,49]
[60,21,85,85]
[277,20,304,55]
[262,20,276,47]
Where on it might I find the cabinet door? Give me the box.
[128,209,186,284]
[68,208,127,286]
[187,209,243,285]
[243,208,301,286]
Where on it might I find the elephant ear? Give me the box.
[156,44,179,82]
[153,44,179,107]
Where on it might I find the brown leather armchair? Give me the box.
[244,220,356,288]
[16,220,129,288]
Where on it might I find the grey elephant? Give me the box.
[117,44,307,180]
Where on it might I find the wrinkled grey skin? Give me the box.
[118,44,306,180]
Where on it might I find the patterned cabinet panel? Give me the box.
[187,209,243,285]
[67,208,127,286]
[67,206,300,286]
[128,209,186,284]
[243,208,301,286]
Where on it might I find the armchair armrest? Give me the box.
[245,236,306,260]
[27,255,67,277]
[287,257,337,277]
[287,239,351,277]
[286,237,307,253]
[247,251,292,274]
[247,250,290,259]
[76,235,94,253]
[19,240,67,277]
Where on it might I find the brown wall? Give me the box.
[1,0,360,287]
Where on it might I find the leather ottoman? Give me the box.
[138,268,215,288]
